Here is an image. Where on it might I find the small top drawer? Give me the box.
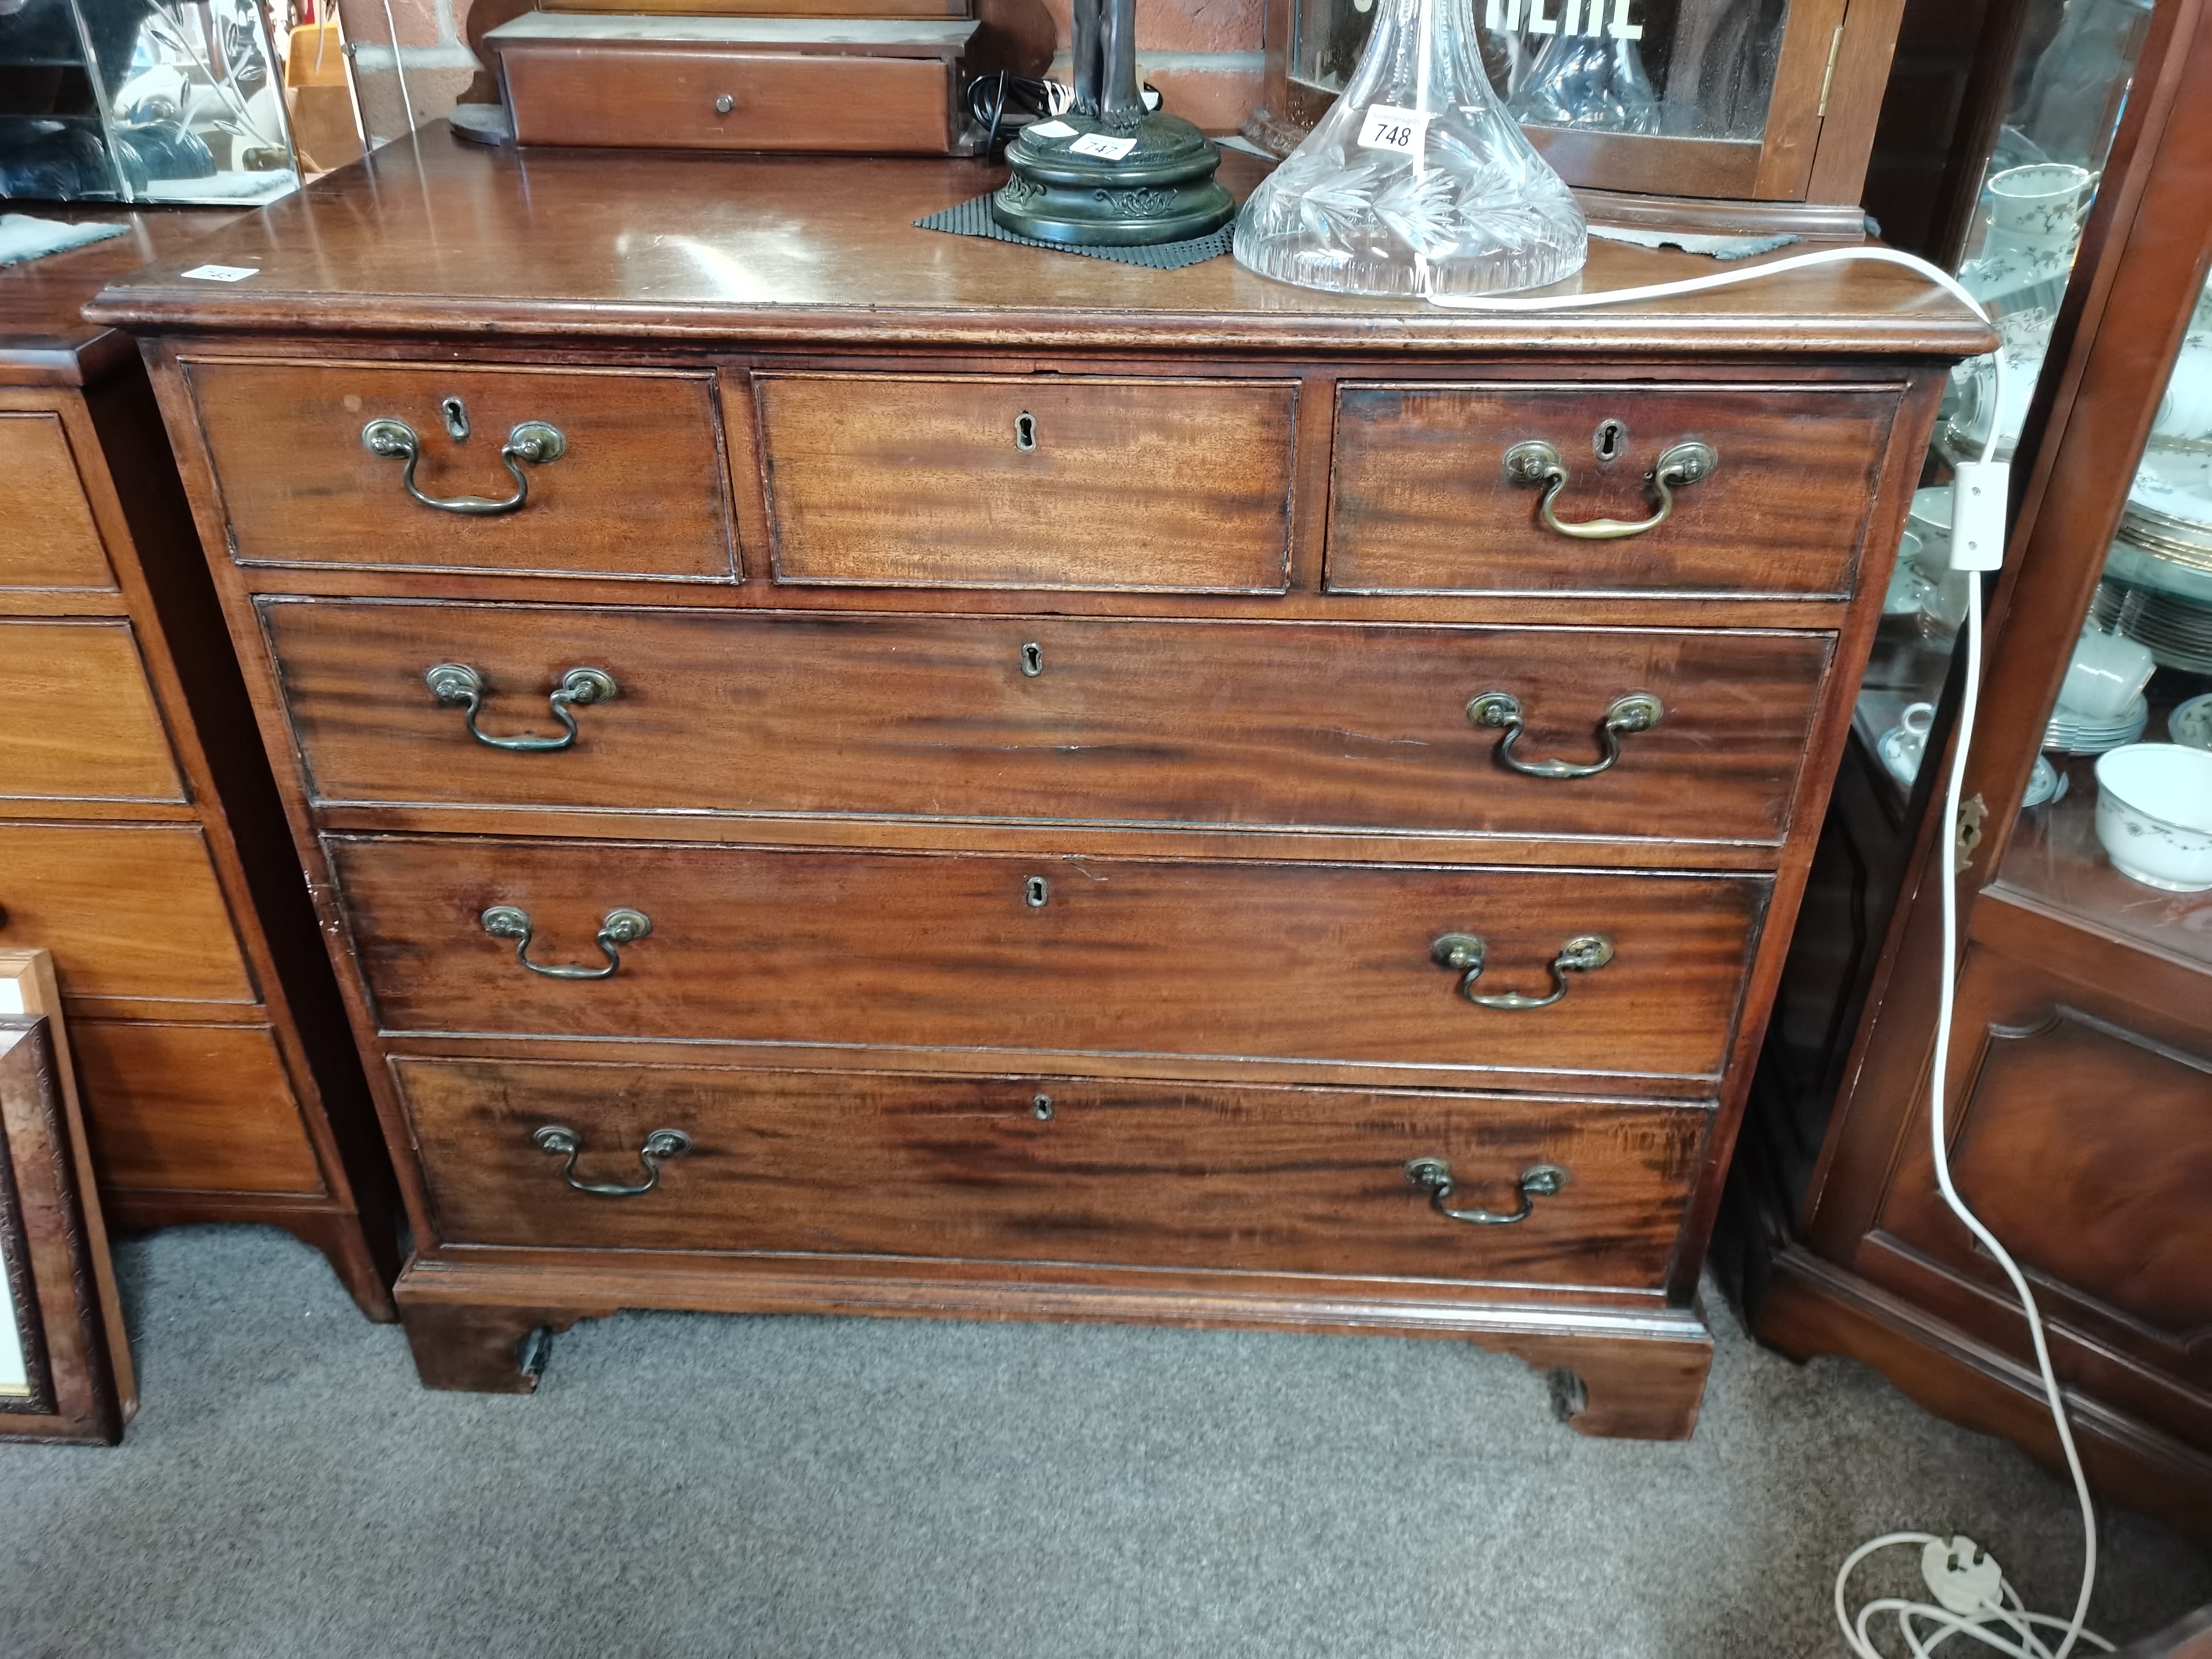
[755,372,1298,591]
[0,411,115,592]
[1327,383,1901,598]
[185,360,735,581]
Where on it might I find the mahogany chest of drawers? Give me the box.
[88,133,1989,1430]
[2,215,399,1321]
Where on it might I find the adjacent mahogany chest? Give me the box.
[87,132,1990,1428]
[1,215,398,1318]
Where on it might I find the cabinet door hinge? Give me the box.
[1816,24,1846,118]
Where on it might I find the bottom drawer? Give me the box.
[75,1022,324,1196]
[397,1057,1710,1288]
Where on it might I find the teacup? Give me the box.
[1987,163,2094,243]
[2059,626,2155,721]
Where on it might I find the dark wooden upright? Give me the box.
[87,133,1988,1421]
[0,215,400,1319]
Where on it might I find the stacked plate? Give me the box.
[2098,441,2212,672]
[2045,693,2149,754]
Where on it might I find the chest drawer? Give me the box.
[185,360,734,580]
[755,373,1297,591]
[331,836,1764,1080]
[0,411,115,592]
[1327,383,1899,598]
[0,621,183,804]
[398,1055,1710,1287]
[0,825,254,1004]
[267,601,1830,845]
[499,45,962,155]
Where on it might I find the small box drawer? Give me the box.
[264,600,1831,846]
[0,825,255,1005]
[1327,383,1900,597]
[499,44,961,154]
[330,836,1765,1081]
[0,411,115,592]
[397,1055,1710,1288]
[0,621,183,804]
[186,360,734,580]
[755,372,1298,591]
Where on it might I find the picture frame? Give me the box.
[0,950,133,1442]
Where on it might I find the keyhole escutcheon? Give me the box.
[1594,418,1627,464]
[1024,876,1049,908]
[1033,1094,1054,1120]
[441,396,470,441]
[1021,642,1044,677]
[1015,411,1037,451]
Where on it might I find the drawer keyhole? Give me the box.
[1021,641,1044,677]
[1033,1094,1054,1121]
[1014,411,1037,451]
[441,396,470,442]
[1024,876,1049,908]
[1594,418,1627,464]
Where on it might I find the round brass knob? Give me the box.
[713,94,734,114]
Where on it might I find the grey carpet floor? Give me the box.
[0,1228,2203,1659]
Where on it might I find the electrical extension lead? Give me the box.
[1422,246,2106,1659]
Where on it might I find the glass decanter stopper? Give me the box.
[1511,0,1661,133]
[1233,0,1587,296]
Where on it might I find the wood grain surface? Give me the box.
[0,413,114,590]
[756,373,1297,591]
[263,600,1831,844]
[398,1055,1709,1283]
[185,360,734,580]
[330,835,1765,1078]
[71,1022,325,1196]
[0,825,255,1005]
[500,44,960,154]
[0,621,183,805]
[1327,383,1900,598]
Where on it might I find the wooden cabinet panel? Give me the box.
[0,621,183,804]
[0,411,115,592]
[398,1055,1710,1285]
[1327,384,1899,597]
[330,835,1765,1078]
[185,360,734,580]
[264,600,1832,845]
[755,373,1298,591]
[73,1022,323,1195]
[501,46,958,154]
[0,825,255,1005]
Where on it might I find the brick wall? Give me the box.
[334,0,1263,140]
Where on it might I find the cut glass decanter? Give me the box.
[1233,0,1587,296]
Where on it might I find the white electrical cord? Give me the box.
[1420,245,2103,1658]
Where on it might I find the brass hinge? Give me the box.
[1816,24,1846,119]
[1954,793,1987,874]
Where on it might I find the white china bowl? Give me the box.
[2094,743,2212,891]
[2171,692,2212,751]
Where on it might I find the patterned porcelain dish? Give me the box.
[2172,692,2212,750]
[2094,742,2212,891]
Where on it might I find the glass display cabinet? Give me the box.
[1244,0,1910,231]
[1731,0,2212,1547]
[0,0,300,203]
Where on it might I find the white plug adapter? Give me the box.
[1922,1535,2005,1615]
[1950,462,2010,571]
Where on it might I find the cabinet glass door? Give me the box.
[1998,272,2212,958]
[1855,0,2152,814]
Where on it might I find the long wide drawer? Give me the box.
[754,373,1298,591]
[0,824,255,1005]
[185,360,734,580]
[265,601,1831,844]
[1328,382,1900,598]
[0,621,183,804]
[331,837,1765,1079]
[397,1056,1711,1286]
